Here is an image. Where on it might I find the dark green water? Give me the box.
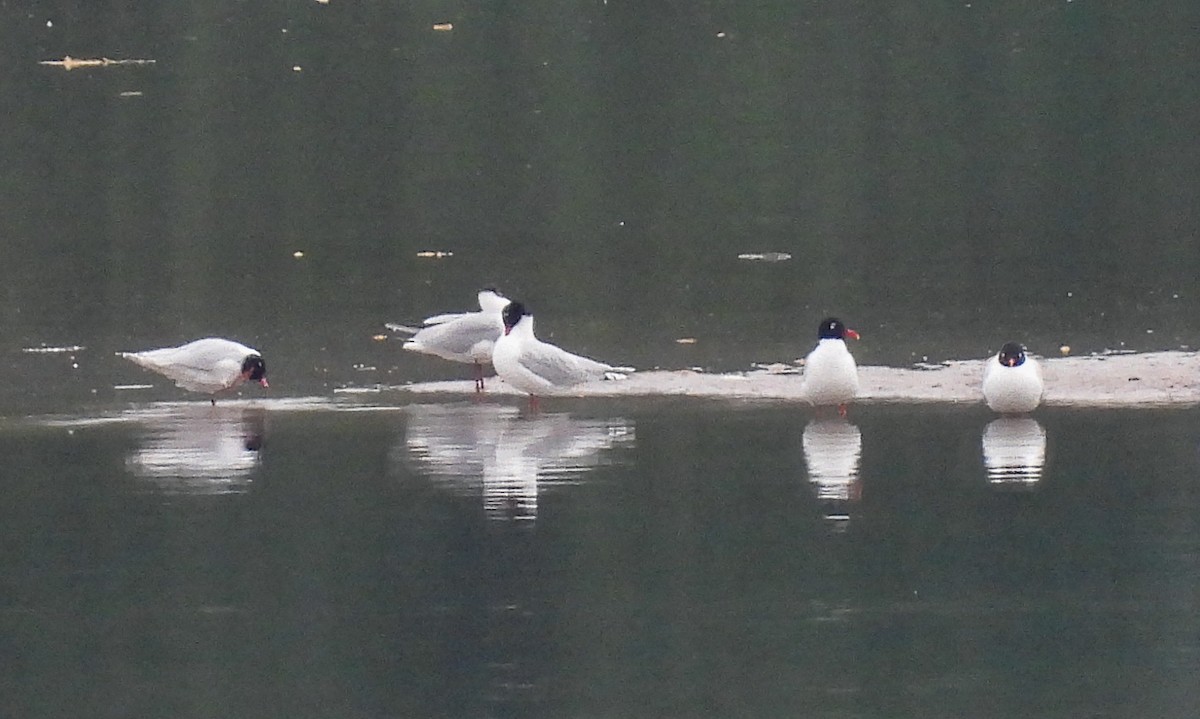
[1,1,1199,716]
[2,1,1200,395]
[1,400,1198,718]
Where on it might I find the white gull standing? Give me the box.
[119,338,268,404]
[982,341,1044,413]
[491,300,629,408]
[387,288,510,392]
[801,317,860,416]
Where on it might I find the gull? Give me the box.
[119,338,267,404]
[388,288,509,392]
[801,317,860,416]
[982,342,1044,413]
[491,300,629,408]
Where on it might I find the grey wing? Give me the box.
[121,352,240,392]
[153,338,254,370]
[164,360,243,392]
[120,339,250,391]
[422,311,470,326]
[519,343,614,387]
[408,313,501,356]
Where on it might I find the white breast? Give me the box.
[982,355,1044,413]
[801,339,859,406]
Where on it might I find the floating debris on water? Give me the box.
[22,345,85,354]
[675,337,697,344]
[433,22,454,31]
[372,334,389,342]
[113,384,155,391]
[118,91,143,97]
[293,250,305,258]
[751,362,801,375]
[292,65,303,72]
[416,250,453,258]
[737,252,792,262]
[40,56,157,71]
[333,386,382,394]
[1060,345,1071,355]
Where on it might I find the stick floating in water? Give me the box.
[737,252,792,262]
[40,56,157,71]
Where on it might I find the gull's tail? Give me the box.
[604,366,635,380]
[384,322,420,336]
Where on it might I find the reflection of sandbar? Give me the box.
[396,351,1200,408]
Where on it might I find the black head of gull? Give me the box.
[997,342,1027,368]
[817,317,860,341]
[502,301,528,334]
[242,354,268,387]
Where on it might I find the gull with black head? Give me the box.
[801,317,860,417]
[119,338,268,405]
[982,341,1043,413]
[491,300,630,409]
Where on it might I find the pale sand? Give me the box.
[396,351,1200,408]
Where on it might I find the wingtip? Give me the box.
[385,323,419,335]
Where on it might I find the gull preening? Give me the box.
[388,288,509,391]
[119,338,268,404]
[801,317,860,416]
[491,300,630,408]
[982,342,1044,413]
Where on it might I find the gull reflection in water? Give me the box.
[402,403,635,521]
[982,417,1047,488]
[802,418,862,528]
[126,404,266,494]
[400,403,636,712]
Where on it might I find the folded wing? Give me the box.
[519,343,615,388]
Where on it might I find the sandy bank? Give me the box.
[396,351,1200,408]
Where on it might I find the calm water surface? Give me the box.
[1,399,1197,718]
[2,1,1200,390]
